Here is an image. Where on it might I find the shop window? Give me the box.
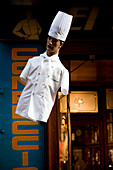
[58,91,102,170]
[106,89,113,168]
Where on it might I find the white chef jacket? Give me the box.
[16,51,69,122]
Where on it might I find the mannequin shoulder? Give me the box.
[58,60,69,72]
[29,56,40,62]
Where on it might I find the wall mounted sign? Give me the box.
[0,6,113,40]
[60,91,98,113]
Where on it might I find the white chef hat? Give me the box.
[48,11,73,41]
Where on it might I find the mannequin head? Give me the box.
[46,36,64,56]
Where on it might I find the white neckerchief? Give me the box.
[39,51,59,77]
[40,51,59,62]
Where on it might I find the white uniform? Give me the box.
[16,51,69,122]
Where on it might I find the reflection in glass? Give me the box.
[58,92,69,170]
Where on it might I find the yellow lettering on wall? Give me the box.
[13,168,38,170]
[84,7,100,30]
[22,152,28,166]
[12,48,38,60]
[12,76,25,90]
[12,62,26,75]
[12,121,39,134]
[12,47,40,169]
[70,7,100,30]
[12,91,22,104]
[70,7,89,30]
[12,136,39,150]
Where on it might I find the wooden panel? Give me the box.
[106,89,113,109]
[70,60,113,84]
[45,100,59,170]
[60,39,113,55]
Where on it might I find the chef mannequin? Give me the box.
[16,11,73,122]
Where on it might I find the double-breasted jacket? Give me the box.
[16,51,69,122]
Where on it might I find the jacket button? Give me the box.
[38,73,40,75]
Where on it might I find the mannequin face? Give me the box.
[46,36,64,56]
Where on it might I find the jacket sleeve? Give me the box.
[61,69,69,95]
[20,59,31,82]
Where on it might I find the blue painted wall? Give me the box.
[0,42,45,170]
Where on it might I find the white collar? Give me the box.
[40,51,59,62]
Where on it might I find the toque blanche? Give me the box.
[48,11,73,41]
